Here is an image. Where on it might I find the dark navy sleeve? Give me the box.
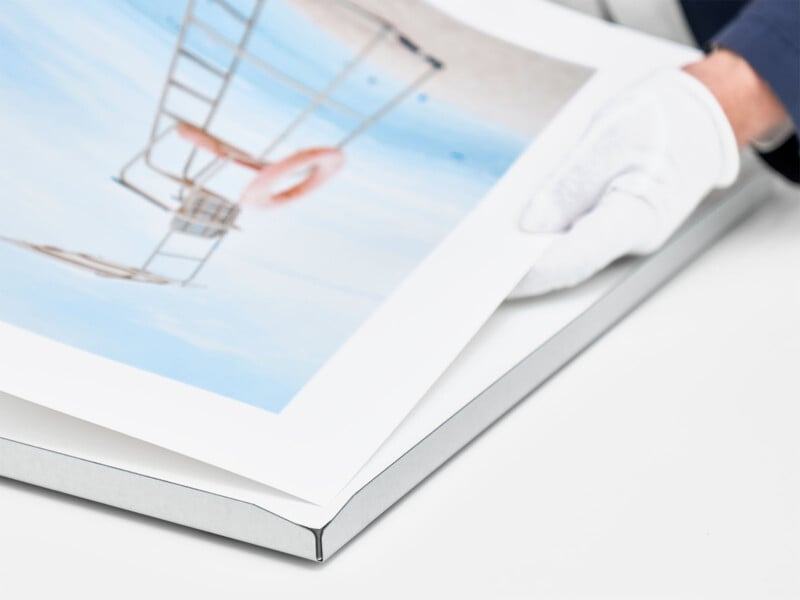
[714,0,800,133]
[681,0,799,182]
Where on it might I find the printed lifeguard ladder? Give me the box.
[112,0,445,286]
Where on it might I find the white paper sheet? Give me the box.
[0,0,701,505]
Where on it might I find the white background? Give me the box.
[1,176,797,598]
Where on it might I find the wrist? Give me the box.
[683,49,788,147]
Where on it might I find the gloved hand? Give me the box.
[510,69,741,299]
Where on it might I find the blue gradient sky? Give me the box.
[0,0,529,412]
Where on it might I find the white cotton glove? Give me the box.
[510,69,740,299]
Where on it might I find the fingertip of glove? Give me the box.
[507,272,557,300]
[519,199,568,234]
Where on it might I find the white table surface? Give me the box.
[2,176,798,599]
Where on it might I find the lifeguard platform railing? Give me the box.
[113,0,444,286]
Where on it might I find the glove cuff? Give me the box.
[668,69,741,188]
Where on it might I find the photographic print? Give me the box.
[0,0,590,413]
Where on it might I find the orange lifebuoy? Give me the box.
[241,147,345,207]
[176,122,263,170]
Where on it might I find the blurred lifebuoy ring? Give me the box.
[241,147,345,207]
[176,122,262,170]
[175,122,344,206]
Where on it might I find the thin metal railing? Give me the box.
[115,0,444,286]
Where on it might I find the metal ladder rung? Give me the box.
[178,48,227,79]
[161,109,200,127]
[187,16,240,48]
[187,17,367,121]
[155,251,204,262]
[168,78,216,104]
[210,0,250,24]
